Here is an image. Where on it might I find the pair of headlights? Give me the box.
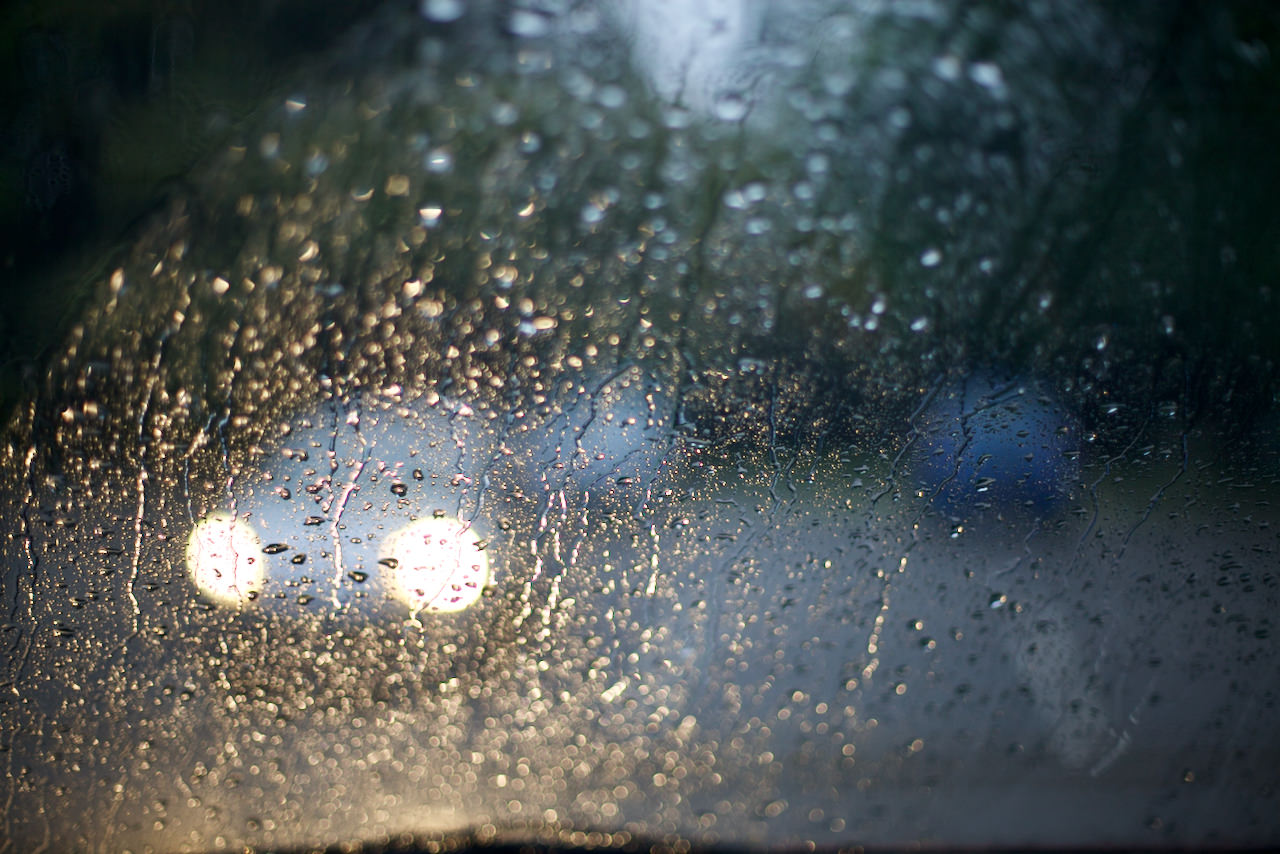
[185,365,672,617]
[187,510,489,615]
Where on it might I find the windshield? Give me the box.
[2,2,1278,851]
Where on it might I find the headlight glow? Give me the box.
[186,512,266,606]
[381,516,490,615]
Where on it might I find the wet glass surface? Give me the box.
[2,2,1279,851]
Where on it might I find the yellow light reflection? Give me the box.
[186,513,265,606]
[382,517,489,615]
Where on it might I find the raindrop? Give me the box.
[420,0,464,23]
[491,102,518,126]
[425,149,453,174]
[509,10,551,38]
[598,85,627,109]
[391,482,408,496]
[262,543,290,555]
[713,92,749,122]
[933,54,962,80]
[305,152,329,177]
[823,70,855,96]
[806,153,830,175]
[418,205,444,227]
[920,248,942,267]
[518,131,542,154]
[968,62,1006,93]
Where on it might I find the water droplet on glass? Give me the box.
[968,62,1006,93]
[518,131,542,154]
[598,85,627,109]
[425,149,453,174]
[418,205,444,227]
[713,92,749,122]
[806,153,830,175]
[491,102,518,126]
[420,0,464,23]
[920,248,942,267]
[305,152,328,177]
[509,10,551,38]
[933,54,962,80]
